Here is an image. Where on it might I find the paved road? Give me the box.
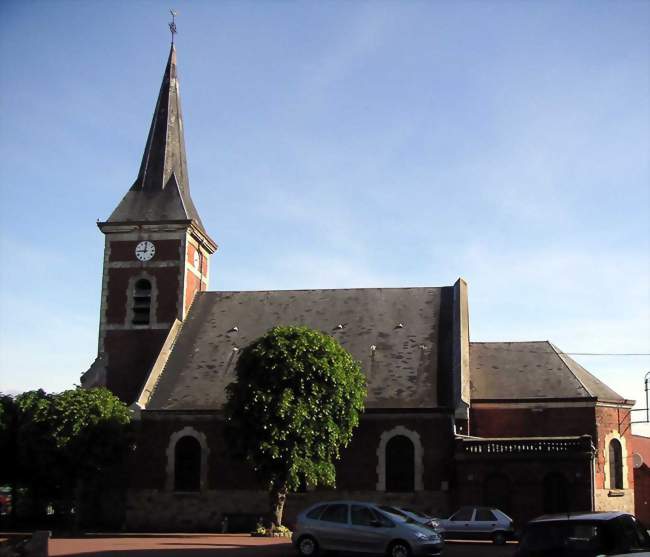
[46,534,519,557]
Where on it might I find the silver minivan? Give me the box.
[292,500,444,557]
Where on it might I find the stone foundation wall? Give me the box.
[126,489,449,532]
[594,488,634,514]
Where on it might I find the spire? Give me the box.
[106,43,205,231]
[133,45,189,194]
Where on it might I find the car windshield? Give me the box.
[403,508,429,519]
[378,506,416,524]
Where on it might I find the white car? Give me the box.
[437,506,514,545]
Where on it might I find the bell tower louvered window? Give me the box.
[132,279,152,325]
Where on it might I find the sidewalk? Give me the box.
[49,534,291,557]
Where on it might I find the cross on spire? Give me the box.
[169,9,178,45]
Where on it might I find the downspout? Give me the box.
[589,437,596,511]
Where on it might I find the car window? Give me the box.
[404,508,428,518]
[568,524,599,541]
[475,509,497,521]
[378,506,415,524]
[521,524,568,551]
[521,522,603,553]
[351,505,376,526]
[379,506,407,518]
[306,504,328,520]
[614,515,650,550]
[320,504,348,524]
[372,508,396,528]
[450,508,474,521]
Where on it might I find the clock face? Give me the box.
[193,250,200,269]
[135,241,156,262]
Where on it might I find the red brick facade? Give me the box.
[470,404,596,438]
[104,329,169,404]
[632,435,650,525]
[96,231,212,404]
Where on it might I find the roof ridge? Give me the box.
[470,340,551,345]
[202,286,451,294]
[147,316,190,404]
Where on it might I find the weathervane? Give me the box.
[169,9,178,45]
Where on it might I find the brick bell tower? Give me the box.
[81,43,217,403]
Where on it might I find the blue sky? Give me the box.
[0,1,648,433]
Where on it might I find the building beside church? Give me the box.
[81,44,636,531]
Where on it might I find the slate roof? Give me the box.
[147,287,454,411]
[470,341,626,403]
[106,45,206,232]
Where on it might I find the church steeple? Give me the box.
[89,37,216,404]
[134,45,189,195]
[105,44,205,231]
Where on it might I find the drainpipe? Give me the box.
[589,437,596,511]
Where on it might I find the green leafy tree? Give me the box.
[224,326,366,527]
[6,388,130,526]
[49,388,132,527]
[14,390,61,515]
[0,394,19,520]
[49,387,132,480]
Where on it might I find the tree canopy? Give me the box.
[224,325,366,526]
[0,387,131,526]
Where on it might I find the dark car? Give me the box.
[515,511,650,557]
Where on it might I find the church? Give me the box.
[81,43,636,531]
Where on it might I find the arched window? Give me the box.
[174,436,201,491]
[609,439,623,489]
[376,426,424,492]
[386,435,414,492]
[543,472,568,513]
[132,279,152,325]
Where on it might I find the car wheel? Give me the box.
[297,535,319,556]
[388,540,411,557]
[492,531,507,545]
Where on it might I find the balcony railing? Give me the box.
[456,435,594,458]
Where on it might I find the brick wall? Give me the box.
[634,465,650,525]
[105,329,169,403]
[105,267,180,324]
[470,405,596,438]
[632,435,650,524]
[593,405,634,513]
[109,240,182,262]
[126,411,455,530]
[454,457,592,525]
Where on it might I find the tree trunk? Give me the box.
[9,480,17,527]
[269,484,288,528]
[73,479,83,533]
